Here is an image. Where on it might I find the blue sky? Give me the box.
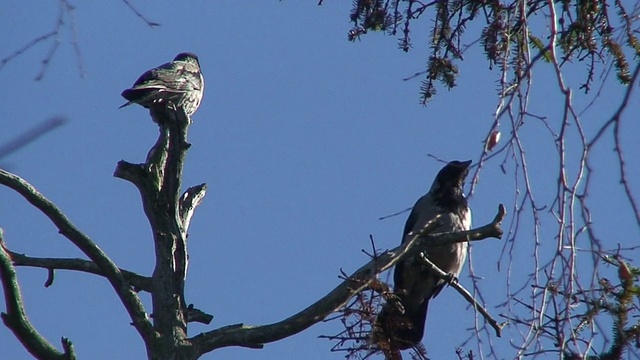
[1,1,638,359]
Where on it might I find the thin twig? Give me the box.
[121,0,160,27]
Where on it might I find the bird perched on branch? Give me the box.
[119,52,204,117]
[374,160,472,351]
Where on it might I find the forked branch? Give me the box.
[0,169,156,346]
[0,231,76,360]
[191,205,506,355]
[7,251,152,292]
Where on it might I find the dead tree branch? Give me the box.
[114,106,208,357]
[0,231,76,360]
[1,103,209,358]
[7,251,152,292]
[190,205,506,355]
[0,117,66,161]
[0,169,156,348]
[418,252,505,337]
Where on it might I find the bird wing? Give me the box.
[393,193,470,301]
[129,62,172,88]
[393,193,438,292]
[129,61,201,92]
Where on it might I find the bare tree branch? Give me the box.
[114,106,205,357]
[180,184,208,233]
[6,251,152,292]
[0,30,57,73]
[417,252,505,337]
[0,0,85,80]
[0,230,76,360]
[186,305,213,325]
[587,62,640,227]
[121,0,161,27]
[1,103,211,359]
[190,205,506,355]
[0,117,66,161]
[0,168,157,348]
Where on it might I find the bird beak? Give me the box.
[460,160,472,169]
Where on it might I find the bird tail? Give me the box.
[372,295,429,351]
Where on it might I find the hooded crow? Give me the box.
[375,160,472,350]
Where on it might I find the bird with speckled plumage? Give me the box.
[119,52,204,117]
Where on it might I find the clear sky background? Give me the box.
[1,1,638,359]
